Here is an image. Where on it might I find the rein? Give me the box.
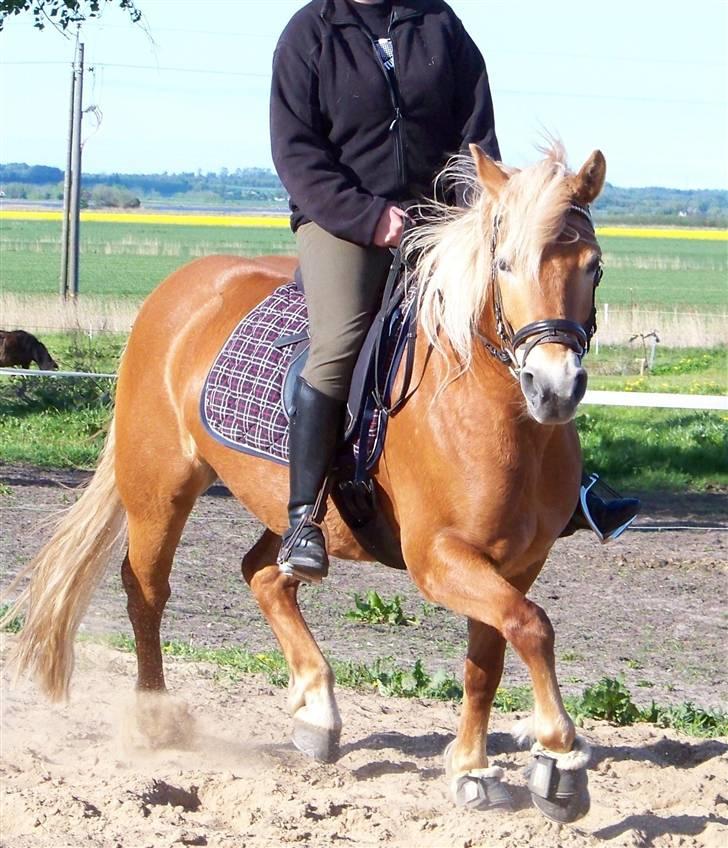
[482,202,602,377]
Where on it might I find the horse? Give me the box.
[3,143,607,822]
[0,329,59,370]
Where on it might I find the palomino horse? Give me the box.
[5,144,607,822]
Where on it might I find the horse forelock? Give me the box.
[405,144,579,370]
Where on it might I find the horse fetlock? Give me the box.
[530,734,591,769]
[443,738,488,778]
[287,665,337,716]
[533,711,575,754]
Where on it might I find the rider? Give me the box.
[270,0,639,582]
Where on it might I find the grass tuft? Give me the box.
[0,603,24,634]
[101,636,726,738]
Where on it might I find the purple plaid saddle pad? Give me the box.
[200,281,383,466]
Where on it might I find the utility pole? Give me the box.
[60,33,84,300]
[59,43,76,299]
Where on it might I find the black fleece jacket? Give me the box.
[270,0,500,246]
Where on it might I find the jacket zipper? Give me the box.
[366,31,408,194]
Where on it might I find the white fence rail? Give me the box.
[582,390,727,411]
[0,368,117,379]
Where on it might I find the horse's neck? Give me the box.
[380,339,578,550]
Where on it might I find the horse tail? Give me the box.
[1,419,127,701]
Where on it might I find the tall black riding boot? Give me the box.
[277,377,344,583]
[561,473,641,543]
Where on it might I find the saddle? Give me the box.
[201,252,418,569]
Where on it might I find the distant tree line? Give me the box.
[0,163,285,207]
[1,162,726,224]
[595,183,727,224]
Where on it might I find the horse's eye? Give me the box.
[497,258,511,274]
[585,256,601,275]
[585,257,603,284]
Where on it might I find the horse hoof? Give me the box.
[292,719,341,763]
[527,736,591,823]
[453,772,513,811]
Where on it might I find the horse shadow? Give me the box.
[339,729,532,796]
[341,729,521,760]
[589,737,727,769]
[593,812,728,844]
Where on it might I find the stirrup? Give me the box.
[580,474,638,544]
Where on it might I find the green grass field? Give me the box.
[0,219,295,298]
[599,236,727,310]
[1,219,726,309]
[1,223,726,487]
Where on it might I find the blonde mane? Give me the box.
[404,144,577,369]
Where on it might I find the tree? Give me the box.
[0,0,142,32]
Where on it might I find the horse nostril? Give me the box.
[572,369,588,403]
[520,369,536,399]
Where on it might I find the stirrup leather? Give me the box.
[580,473,637,544]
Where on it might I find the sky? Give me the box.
[0,0,726,190]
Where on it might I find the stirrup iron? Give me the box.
[277,484,330,583]
[580,473,637,544]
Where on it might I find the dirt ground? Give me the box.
[1,463,727,847]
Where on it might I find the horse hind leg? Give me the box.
[242,529,341,763]
[120,472,211,748]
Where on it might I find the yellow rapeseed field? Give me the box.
[0,210,289,228]
[596,226,727,241]
[0,210,726,239]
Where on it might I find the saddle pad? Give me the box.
[200,281,383,466]
[200,281,306,465]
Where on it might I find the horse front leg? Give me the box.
[409,533,590,821]
[445,619,512,810]
[242,529,341,763]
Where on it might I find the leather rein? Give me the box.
[480,202,603,377]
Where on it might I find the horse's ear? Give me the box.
[572,150,606,204]
[469,144,509,197]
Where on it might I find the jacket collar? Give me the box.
[320,0,433,27]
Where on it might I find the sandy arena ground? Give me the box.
[1,464,727,847]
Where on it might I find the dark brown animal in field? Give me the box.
[0,330,59,371]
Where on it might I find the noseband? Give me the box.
[481,203,602,376]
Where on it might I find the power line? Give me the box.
[8,18,727,68]
[95,62,269,78]
[3,59,725,107]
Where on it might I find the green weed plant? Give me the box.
[346,590,417,626]
[3,619,725,737]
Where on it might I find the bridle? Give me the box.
[480,202,602,377]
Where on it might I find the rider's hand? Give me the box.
[373,204,407,248]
